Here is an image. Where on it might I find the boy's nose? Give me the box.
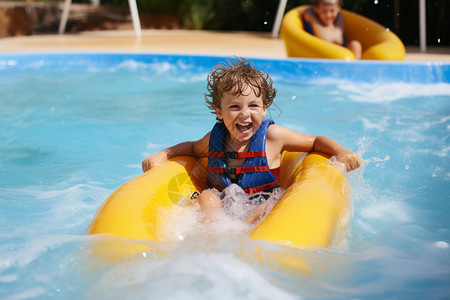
[240,107,250,117]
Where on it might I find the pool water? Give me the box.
[0,54,449,299]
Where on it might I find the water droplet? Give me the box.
[433,241,449,249]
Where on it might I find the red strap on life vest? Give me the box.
[210,180,279,195]
[208,165,278,194]
[244,180,279,194]
[208,151,266,159]
[208,166,269,175]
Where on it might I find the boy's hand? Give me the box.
[335,150,361,172]
[142,151,168,172]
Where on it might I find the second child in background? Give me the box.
[302,0,362,59]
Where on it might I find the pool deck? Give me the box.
[0,29,449,62]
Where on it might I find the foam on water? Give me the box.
[334,81,450,103]
[1,56,449,299]
[87,249,299,300]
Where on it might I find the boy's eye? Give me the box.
[229,105,239,109]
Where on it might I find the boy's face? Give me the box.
[214,86,267,144]
[314,2,341,26]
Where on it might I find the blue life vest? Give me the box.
[207,118,279,195]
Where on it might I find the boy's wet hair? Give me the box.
[313,0,342,6]
[205,57,276,112]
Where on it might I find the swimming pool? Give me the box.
[0,53,449,299]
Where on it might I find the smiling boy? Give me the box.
[142,57,361,224]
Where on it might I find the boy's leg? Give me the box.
[197,190,224,222]
[347,40,362,59]
[243,202,268,225]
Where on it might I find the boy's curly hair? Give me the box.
[313,0,342,6]
[205,57,276,112]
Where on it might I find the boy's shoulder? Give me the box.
[267,123,286,139]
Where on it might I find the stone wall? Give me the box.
[0,1,133,38]
[0,3,34,37]
[0,1,183,38]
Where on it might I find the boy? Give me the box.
[303,0,362,59]
[142,57,361,224]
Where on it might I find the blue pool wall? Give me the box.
[1,53,449,84]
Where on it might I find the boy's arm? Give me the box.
[142,132,210,172]
[268,125,361,171]
[312,135,361,171]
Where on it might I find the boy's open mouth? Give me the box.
[236,122,252,132]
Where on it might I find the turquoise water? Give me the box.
[0,54,449,299]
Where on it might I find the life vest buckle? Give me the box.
[224,167,237,175]
[224,151,238,159]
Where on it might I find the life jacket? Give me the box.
[207,118,279,195]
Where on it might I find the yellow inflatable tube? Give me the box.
[86,152,350,259]
[280,5,405,60]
